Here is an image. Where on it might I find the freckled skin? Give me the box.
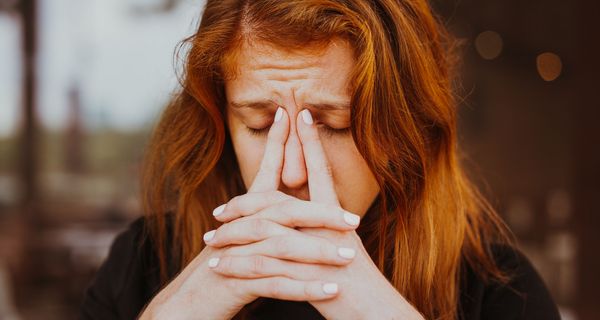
[225,40,379,217]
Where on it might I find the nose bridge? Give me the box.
[281,111,307,189]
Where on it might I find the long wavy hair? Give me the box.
[141,0,512,319]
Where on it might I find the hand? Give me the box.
[205,108,425,319]
[138,108,341,320]
[204,191,361,278]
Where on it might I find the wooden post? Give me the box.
[12,0,40,302]
[19,0,38,219]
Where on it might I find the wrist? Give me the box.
[359,297,425,320]
[138,297,188,320]
[358,258,425,320]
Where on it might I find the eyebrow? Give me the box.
[229,99,351,111]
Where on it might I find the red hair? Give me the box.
[141,1,512,319]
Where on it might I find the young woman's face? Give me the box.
[224,39,379,217]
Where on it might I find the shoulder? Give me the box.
[79,215,171,320]
[459,245,561,320]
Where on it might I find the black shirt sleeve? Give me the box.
[79,217,160,320]
[460,246,561,320]
[80,216,560,320]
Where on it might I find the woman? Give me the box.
[80,0,560,319]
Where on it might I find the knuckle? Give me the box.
[284,212,297,227]
[303,282,313,299]
[250,219,267,239]
[251,256,265,275]
[274,237,290,257]
[278,199,298,225]
[268,278,283,297]
[318,242,332,261]
[221,248,233,258]
[221,256,234,273]
[306,266,326,281]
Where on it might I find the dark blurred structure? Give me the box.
[0,0,598,319]
[431,1,600,319]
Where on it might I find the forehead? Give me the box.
[232,39,354,73]
[224,39,356,106]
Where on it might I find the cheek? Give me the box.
[229,122,265,188]
[323,136,379,216]
[321,135,363,177]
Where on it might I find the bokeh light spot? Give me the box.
[475,30,503,60]
[536,52,562,82]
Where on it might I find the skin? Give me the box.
[217,40,422,318]
[225,39,379,217]
[139,40,424,319]
[206,105,424,319]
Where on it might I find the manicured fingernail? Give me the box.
[322,283,338,294]
[274,107,283,122]
[203,230,216,242]
[343,212,360,226]
[338,247,356,259]
[208,257,220,268]
[213,204,226,217]
[301,109,313,125]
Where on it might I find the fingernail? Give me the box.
[274,107,283,122]
[301,109,313,125]
[343,212,360,226]
[213,204,226,217]
[322,283,338,294]
[208,257,220,268]
[203,230,216,242]
[338,247,356,259]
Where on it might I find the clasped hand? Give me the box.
[202,107,423,320]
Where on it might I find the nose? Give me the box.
[281,122,308,190]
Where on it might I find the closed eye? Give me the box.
[245,124,351,137]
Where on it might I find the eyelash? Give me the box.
[245,124,351,137]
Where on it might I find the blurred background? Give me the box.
[0,0,597,319]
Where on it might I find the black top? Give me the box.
[79,217,561,320]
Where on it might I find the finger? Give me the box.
[255,199,360,230]
[248,107,289,193]
[213,191,291,222]
[296,109,339,206]
[228,276,339,301]
[215,192,360,230]
[206,207,357,250]
[203,218,299,248]
[222,235,356,266]
[249,199,361,231]
[210,255,336,280]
